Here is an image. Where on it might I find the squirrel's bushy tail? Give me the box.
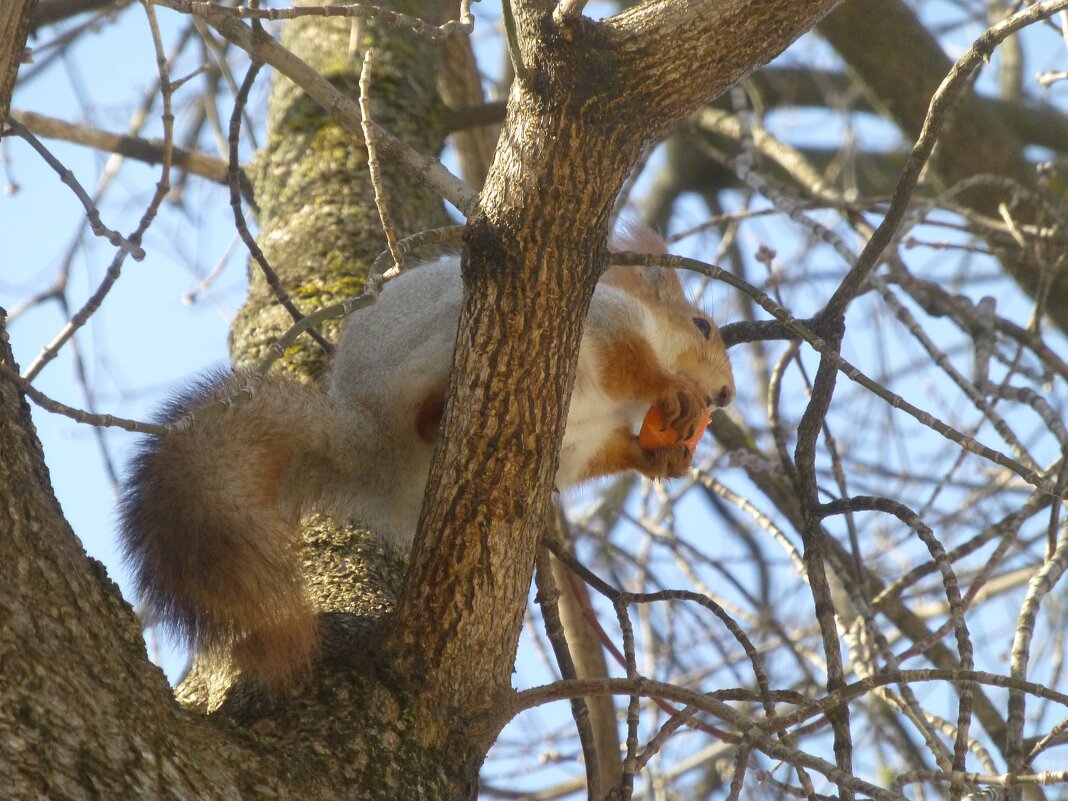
[119,368,351,688]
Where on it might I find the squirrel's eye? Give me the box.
[692,317,712,339]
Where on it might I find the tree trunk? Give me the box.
[0,0,36,123]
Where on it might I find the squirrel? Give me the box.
[118,226,735,688]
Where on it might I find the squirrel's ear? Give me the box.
[608,220,668,257]
[602,263,684,304]
[606,222,683,304]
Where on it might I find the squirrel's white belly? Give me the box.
[557,379,645,487]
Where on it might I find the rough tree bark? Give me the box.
[1,1,843,798]
[0,0,37,123]
[387,0,844,788]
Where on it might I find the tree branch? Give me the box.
[9,109,254,203]
[0,0,36,125]
[604,0,844,133]
[193,9,479,215]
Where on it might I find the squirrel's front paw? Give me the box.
[639,443,693,479]
[655,387,707,442]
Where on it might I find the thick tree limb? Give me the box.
[0,0,36,126]
[386,0,844,764]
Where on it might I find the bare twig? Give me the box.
[613,251,1068,499]
[358,48,404,275]
[159,0,475,39]
[5,116,145,260]
[7,110,249,200]
[227,61,333,353]
[198,9,479,215]
[0,363,167,434]
[553,0,588,24]
[823,0,1068,320]
[533,546,601,801]
[21,0,176,382]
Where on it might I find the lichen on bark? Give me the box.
[232,4,450,379]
